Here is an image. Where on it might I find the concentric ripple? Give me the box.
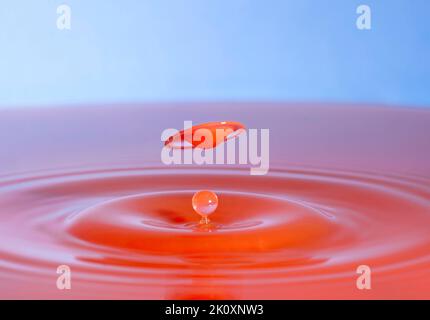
[0,166,430,299]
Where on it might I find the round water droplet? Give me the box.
[192,190,218,224]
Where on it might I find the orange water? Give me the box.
[0,103,429,299]
[191,190,219,224]
[165,121,245,149]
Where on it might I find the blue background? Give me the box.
[1,0,429,107]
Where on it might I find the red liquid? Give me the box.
[0,103,429,299]
[165,121,245,149]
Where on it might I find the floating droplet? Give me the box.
[192,190,218,224]
[165,121,246,149]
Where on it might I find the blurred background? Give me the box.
[0,0,429,108]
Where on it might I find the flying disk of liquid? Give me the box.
[164,121,246,149]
